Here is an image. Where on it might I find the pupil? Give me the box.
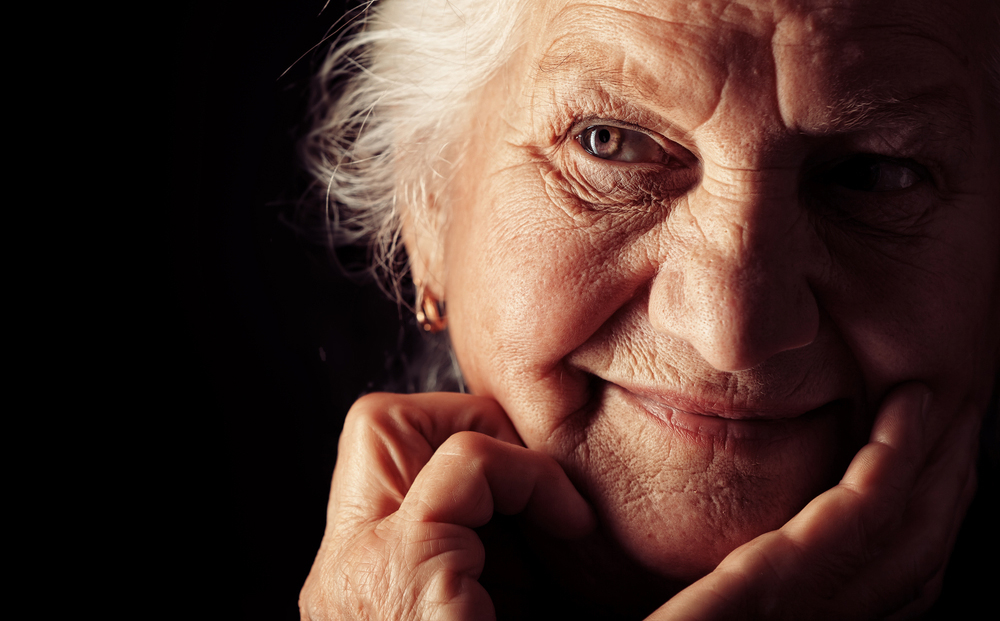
[838,156,881,191]
[598,129,611,144]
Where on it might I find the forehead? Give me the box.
[517,0,979,137]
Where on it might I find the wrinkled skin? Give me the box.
[301,0,999,618]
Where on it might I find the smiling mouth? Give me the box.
[605,381,852,443]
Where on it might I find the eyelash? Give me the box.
[556,118,698,209]
[571,117,660,147]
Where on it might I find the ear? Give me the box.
[401,197,448,302]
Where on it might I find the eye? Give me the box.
[578,125,669,164]
[824,155,926,192]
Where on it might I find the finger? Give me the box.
[647,384,943,621]
[373,519,497,621]
[399,431,596,538]
[646,531,788,621]
[390,392,525,447]
[333,393,522,523]
[884,459,976,621]
[776,383,932,565]
[838,383,931,518]
[338,431,595,621]
[855,402,980,618]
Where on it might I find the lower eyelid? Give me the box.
[566,156,697,205]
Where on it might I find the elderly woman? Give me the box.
[298,0,999,618]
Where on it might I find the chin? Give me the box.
[560,377,862,582]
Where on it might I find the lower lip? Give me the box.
[609,383,848,444]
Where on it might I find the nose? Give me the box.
[648,181,820,372]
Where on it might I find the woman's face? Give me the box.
[415,0,1000,582]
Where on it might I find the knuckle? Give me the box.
[438,430,492,461]
[418,572,471,618]
[347,392,395,420]
[346,393,414,431]
[411,530,489,620]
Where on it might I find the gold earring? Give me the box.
[416,284,447,333]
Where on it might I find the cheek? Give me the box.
[443,161,660,439]
[823,204,1000,408]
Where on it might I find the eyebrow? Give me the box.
[817,88,975,137]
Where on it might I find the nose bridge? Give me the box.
[702,164,805,262]
[649,165,819,372]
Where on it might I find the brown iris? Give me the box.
[579,125,668,163]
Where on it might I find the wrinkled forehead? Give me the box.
[516,0,984,134]
[525,0,979,70]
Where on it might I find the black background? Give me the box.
[163,1,997,619]
[166,1,397,618]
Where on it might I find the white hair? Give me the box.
[301,0,526,302]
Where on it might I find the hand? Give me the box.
[298,392,595,621]
[648,383,980,620]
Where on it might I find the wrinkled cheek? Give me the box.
[449,210,626,406]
